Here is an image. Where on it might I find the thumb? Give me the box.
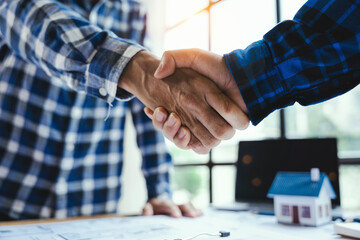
[154,49,199,79]
[154,51,176,79]
[154,49,228,89]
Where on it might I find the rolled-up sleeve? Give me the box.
[0,0,144,104]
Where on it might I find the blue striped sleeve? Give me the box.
[129,98,172,200]
[0,0,143,105]
[224,0,360,125]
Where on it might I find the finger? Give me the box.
[154,49,218,80]
[151,107,169,131]
[163,114,192,151]
[162,113,182,141]
[166,204,182,218]
[154,50,178,79]
[173,126,191,150]
[156,112,191,150]
[144,107,153,120]
[192,122,221,151]
[187,133,212,154]
[152,108,200,152]
[179,202,203,218]
[150,199,182,218]
[142,202,154,216]
[187,94,235,141]
[206,89,250,131]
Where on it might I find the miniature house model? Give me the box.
[267,168,337,226]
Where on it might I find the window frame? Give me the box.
[166,0,360,204]
[301,206,311,218]
[281,204,290,216]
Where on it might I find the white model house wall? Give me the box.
[314,187,332,226]
[274,195,317,226]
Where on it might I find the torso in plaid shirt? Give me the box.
[225,0,360,125]
[0,0,171,219]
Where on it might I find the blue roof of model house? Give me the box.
[267,172,336,199]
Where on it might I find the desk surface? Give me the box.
[0,214,119,226]
[0,209,354,240]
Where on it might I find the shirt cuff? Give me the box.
[224,40,289,125]
[86,35,144,104]
[143,163,172,200]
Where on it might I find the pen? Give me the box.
[249,210,275,216]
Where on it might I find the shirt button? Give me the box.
[99,87,107,96]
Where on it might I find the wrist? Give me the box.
[118,50,160,97]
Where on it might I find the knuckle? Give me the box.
[188,136,204,150]
[193,145,210,154]
[174,138,187,149]
[198,147,210,154]
[222,98,233,115]
[164,131,174,142]
[239,120,250,130]
[213,124,234,140]
[163,50,171,57]
[203,136,220,149]
[152,120,163,131]
[180,94,198,110]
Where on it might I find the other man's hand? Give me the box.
[119,51,246,154]
[144,49,249,150]
[142,198,202,218]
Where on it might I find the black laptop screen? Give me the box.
[235,138,340,205]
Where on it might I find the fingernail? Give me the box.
[177,128,187,139]
[155,110,165,122]
[167,114,176,127]
[143,108,153,119]
[154,61,164,77]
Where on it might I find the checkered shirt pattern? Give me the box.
[224,0,360,125]
[0,0,172,219]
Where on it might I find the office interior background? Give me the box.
[118,0,360,214]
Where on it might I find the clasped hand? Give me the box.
[142,49,250,153]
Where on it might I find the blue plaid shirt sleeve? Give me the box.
[224,0,360,125]
[129,98,172,200]
[0,0,143,105]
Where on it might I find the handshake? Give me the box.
[119,49,250,154]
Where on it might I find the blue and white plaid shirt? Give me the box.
[225,0,360,125]
[0,0,172,219]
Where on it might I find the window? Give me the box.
[326,204,329,217]
[318,205,322,218]
[281,205,290,216]
[301,206,311,218]
[151,0,360,209]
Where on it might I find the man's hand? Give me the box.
[144,49,249,150]
[142,198,202,218]
[119,51,246,154]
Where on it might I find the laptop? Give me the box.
[214,138,341,214]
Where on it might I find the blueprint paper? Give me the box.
[0,209,346,240]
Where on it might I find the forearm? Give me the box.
[224,0,360,125]
[117,51,160,100]
[0,0,143,103]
